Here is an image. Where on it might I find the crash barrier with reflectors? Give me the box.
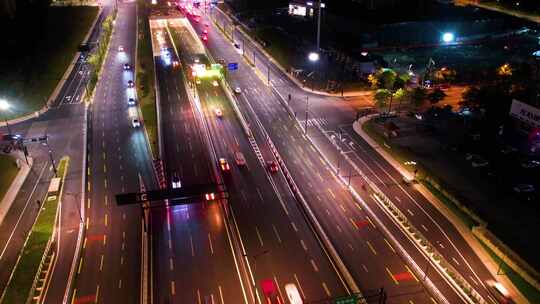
[115,183,226,206]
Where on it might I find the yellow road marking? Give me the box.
[366,240,377,255]
[366,216,376,229]
[405,265,419,282]
[350,218,358,230]
[386,267,399,285]
[328,189,336,199]
[384,238,396,253]
[83,237,87,249]
[103,235,107,246]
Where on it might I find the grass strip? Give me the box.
[1,157,69,304]
[477,238,540,303]
[0,7,97,119]
[87,13,116,95]
[136,0,158,157]
[0,155,20,202]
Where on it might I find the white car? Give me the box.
[214,108,223,118]
[118,45,124,52]
[212,80,219,87]
[128,98,136,106]
[513,184,535,193]
[131,118,141,128]
[285,284,303,304]
[234,87,242,94]
[172,173,181,189]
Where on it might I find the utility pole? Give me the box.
[316,0,322,51]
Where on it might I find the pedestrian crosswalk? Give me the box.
[299,117,329,128]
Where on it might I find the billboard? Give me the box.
[509,99,540,128]
[289,4,307,16]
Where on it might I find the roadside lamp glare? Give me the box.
[442,32,455,43]
[308,52,319,62]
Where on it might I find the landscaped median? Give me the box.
[136,0,158,157]
[86,13,116,97]
[0,155,20,203]
[0,157,70,304]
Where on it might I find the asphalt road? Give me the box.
[149,21,246,304]
[178,6,488,304]
[72,1,156,303]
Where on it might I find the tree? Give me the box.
[427,88,446,105]
[497,63,512,77]
[374,89,392,110]
[367,73,379,89]
[434,67,456,83]
[378,68,397,90]
[410,87,428,110]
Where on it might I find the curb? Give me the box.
[0,154,33,226]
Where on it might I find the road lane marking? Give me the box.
[169,239,172,250]
[77,257,83,274]
[328,189,336,199]
[104,214,108,226]
[319,157,325,165]
[171,281,175,295]
[190,236,195,256]
[169,258,174,270]
[366,216,376,229]
[87,198,91,209]
[339,204,346,213]
[326,209,331,216]
[71,289,77,304]
[272,225,282,243]
[310,259,319,272]
[300,240,307,251]
[85,217,89,230]
[104,195,109,206]
[95,285,100,302]
[103,235,107,246]
[348,243,354,251]
[362,264,369,272]
[208,233,214,255]
[104,178,108,189]
[431,297,437,304]
[322,282,331,297]
[336,224,342,233]
[197,289,201,304]
[83,238,87,249]
[291,222,298,232]
[255,227,264,247]
[219,286,225,304]
[350,218,358,230]
[355,203,362,211]
[386,268,399,285]
[310,146,316,153]
[119,279,122,289]
[406,209,414,216]
[366,241,377,255]
[384,238,396,253]
[405,265,419,282]
[257,188,264,202]
[421,224,429,232]
[409,300,414,304]
[452,257,460,265]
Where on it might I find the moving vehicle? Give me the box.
[128,98,136,106]
[219,158,230,171]
[260,279,282,304]
[267,160,279,173]
[118,45,124,52]
[513,184,535,193]
[234,152,246,166]
[202,35,208,42]
[131,118,141,128]
[285,284,303,304]
[123,63,131,70]
[214,108,223,118]
[234,87,242,94]
[127,80,134,88]
[172,172,181,189]
[212,80,219,87]
[486,280,513,304]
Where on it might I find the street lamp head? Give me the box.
[0,99,10,111]
[442,32,455,43]
[308,52,319,62]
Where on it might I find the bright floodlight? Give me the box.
[442,32,455,43]
[308,52,319,62]
[0,99,10,111]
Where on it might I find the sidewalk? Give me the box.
[353,114,528,304]
[0,153,33,226]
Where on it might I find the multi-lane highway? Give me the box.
[176,4,505,303]
[72,1,156,303]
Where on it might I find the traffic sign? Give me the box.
[335,295,357,304]
[227,62,238,71]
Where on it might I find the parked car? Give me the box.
[513,184,535,193]
[234,87,242,94]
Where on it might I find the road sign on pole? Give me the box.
[227,62,238,71]
[335,295,357,304]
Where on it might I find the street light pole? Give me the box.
[0,99,12,135]
[316,0,322,51]
[304,96,309,135]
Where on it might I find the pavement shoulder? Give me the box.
[0,154,33,226]
[352,115,529,304]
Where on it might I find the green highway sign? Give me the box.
[335,295,357,304]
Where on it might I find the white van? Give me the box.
[234,152,246,166]
[285,284,303,304]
